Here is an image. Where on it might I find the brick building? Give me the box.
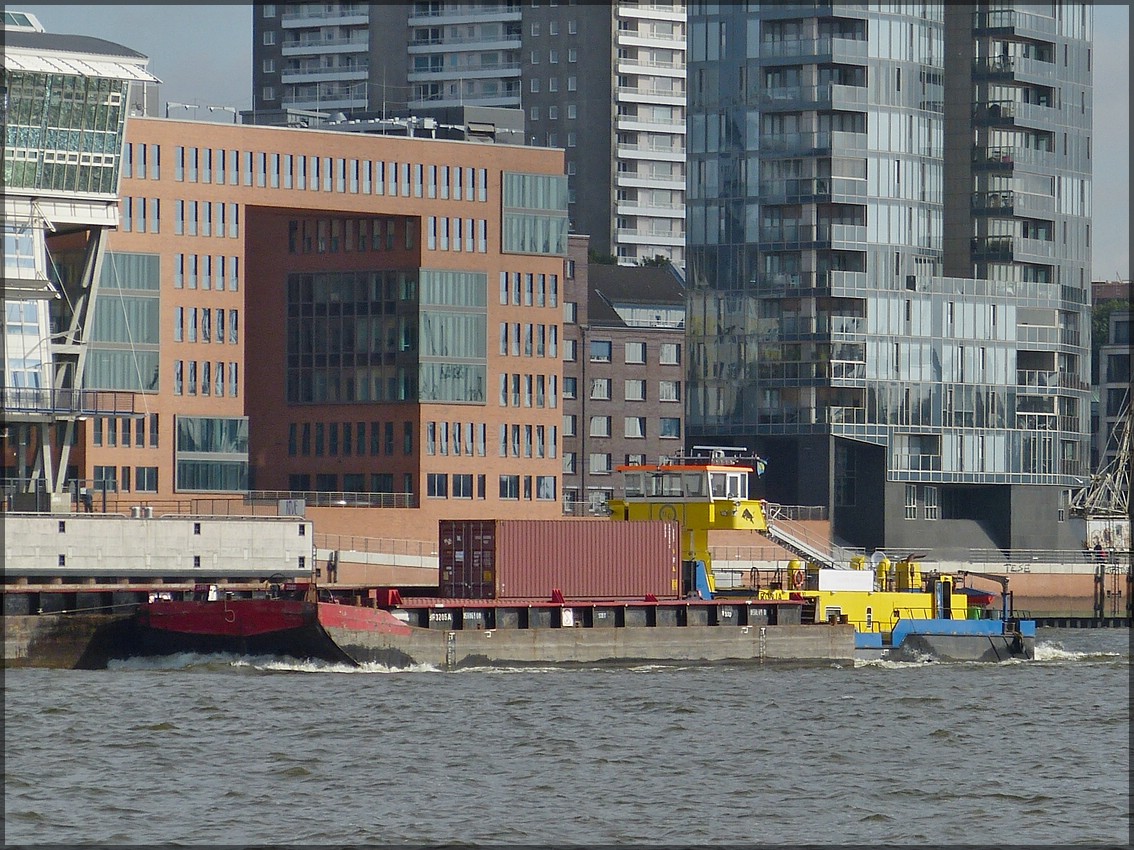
[72,117,568,540]
[560,234,686,513]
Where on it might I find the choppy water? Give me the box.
[4,628,1130,846]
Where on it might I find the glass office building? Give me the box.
[685,3,1092,553]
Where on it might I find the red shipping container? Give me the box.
[438,519,680,600]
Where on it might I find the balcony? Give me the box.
[972,190,1015,212]
[617,84,686,105]
[973,8,1058,37]
[615,227,684,247]
[616,56,684,75]
[972,144,1055,170]
[830,361,866,381]
[970,235,1014,259]
[408,33,520,50]
[824,406,867,425]
[818,223,867,246]
[893,453,942,472]
[973,55,1018,77]
[972,99,1018,123]
[408,4,521,25]
[615,114,686,133]
[281,66,368,84]
[282,36,369,55]
[282,7,368,26]
[616,29,685,48]
[408,62,521,80]
[615,200,685,218]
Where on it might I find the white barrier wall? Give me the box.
[4,514,314,577]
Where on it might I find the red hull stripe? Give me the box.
[139,600,315,638]
[317,602,414,636]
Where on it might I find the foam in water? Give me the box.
[1032,641,1124,663]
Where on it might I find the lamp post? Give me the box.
[207,105,238,124]
[165,101,199,119]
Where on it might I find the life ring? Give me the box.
[792,570,804,590]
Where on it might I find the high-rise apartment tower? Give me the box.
[252,2,687,266]
[684,3,1092,554]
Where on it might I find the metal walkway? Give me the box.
[757,503,859,570]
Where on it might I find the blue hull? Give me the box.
[856,618,1036,662]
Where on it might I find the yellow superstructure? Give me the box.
[607,455,768,593]
[607,452,978,634]
[761,562,971,634]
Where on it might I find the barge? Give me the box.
[133,583,851,669]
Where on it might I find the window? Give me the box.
[590,378,611,400]
[563,377,577,399]
[625,341,646,363]
[452,474,473,499]
[536,476,556,500]
[589,453,612,474]
[659,380,681,402]
[589,416,611,437]
[590,340,612,362]
[624,417,646,438]
[924,486,939,520]
[659,417,681,439]
[905,484,917,520]
[427,473,448,498]
[135,467,158,492]
[624,379,646,401]
[563,414,577,437]
[564,339,578,362]
[499,475,520,499]
[660,343,681,365]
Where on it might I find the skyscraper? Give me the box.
[684,3,1092,554]
[251,1,687,266]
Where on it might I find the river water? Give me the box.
[4,628,1129,846]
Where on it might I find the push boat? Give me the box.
[126,449,1034,667]
[607,448,1035,663]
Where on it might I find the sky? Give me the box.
[20,3,1131,281]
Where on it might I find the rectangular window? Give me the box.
[589,453,612,474]
[624,379,646,401]
[904,484,917,520]
[624,417,646,438]
[924,485,939,520]
[625,341,646,364]
[452,474,474,499]
[135,467,158,492]
[589,416,611,437]
[659,380,681,402]
[660,343,681,365]
[590,340,612,362]
[590,378,612,400]
[659,417,681,439]
[427,473,448,498]
[499,475,520,500]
